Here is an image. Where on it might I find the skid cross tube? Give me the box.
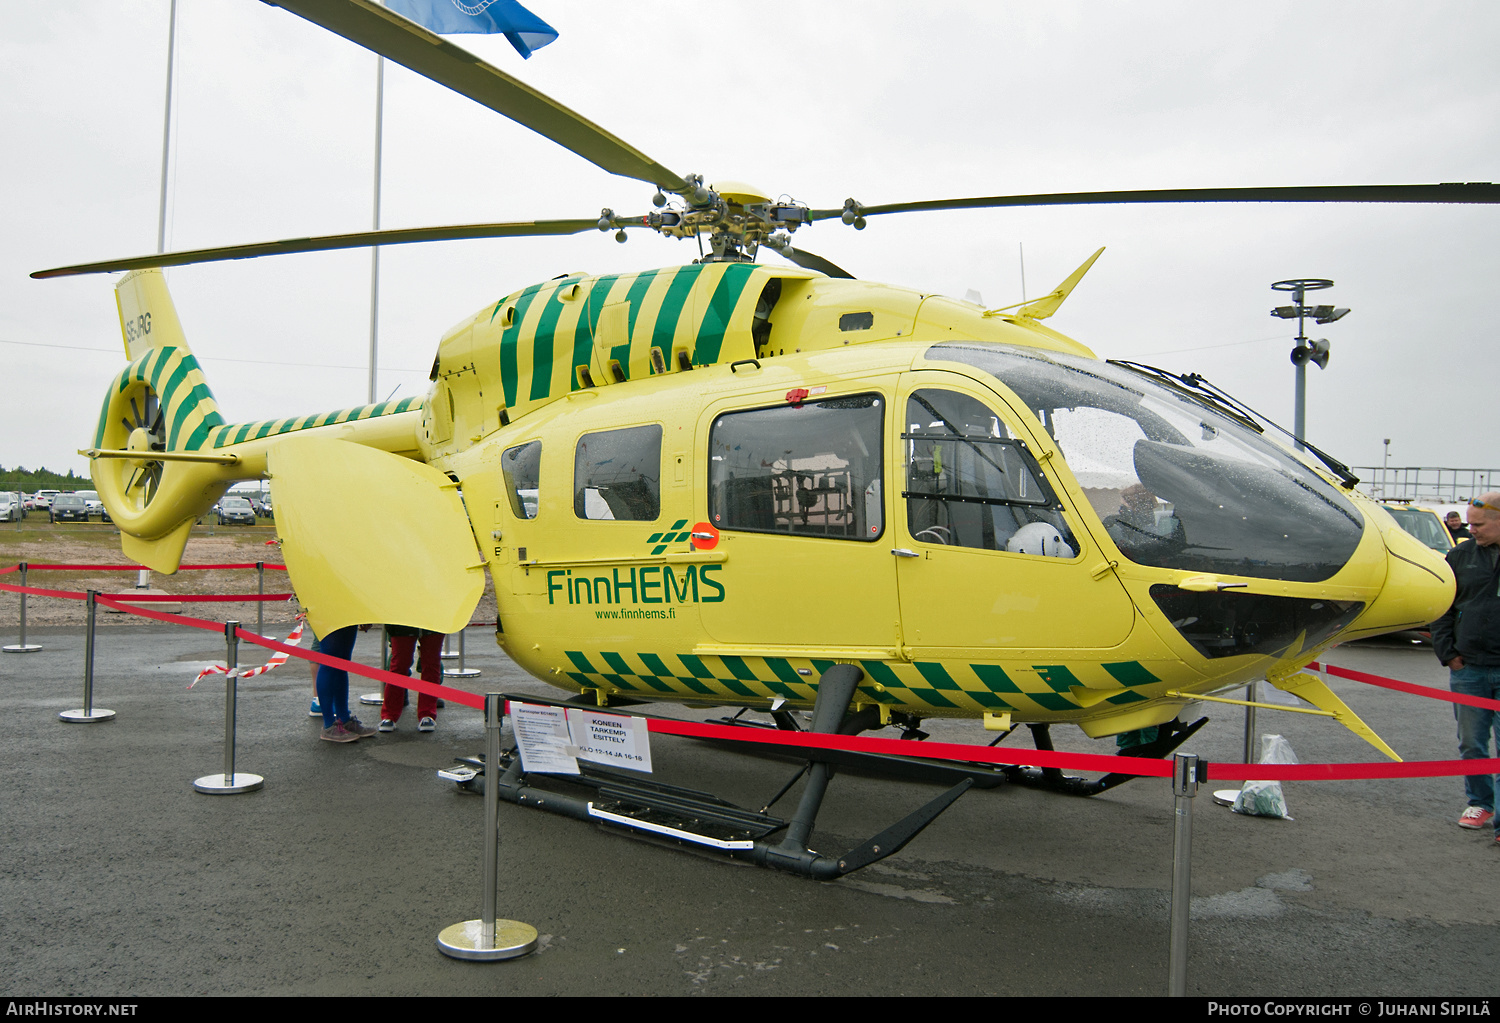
[472,674,974,881]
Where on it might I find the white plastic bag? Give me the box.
[1232,733,1297,820]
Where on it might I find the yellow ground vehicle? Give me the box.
[38,0,1481,876]
[1378,502,1455,554]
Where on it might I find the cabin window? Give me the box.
[904,389,1075,556]
[574,425,662,521]
[708,393,884,541]
[501,440,541,519]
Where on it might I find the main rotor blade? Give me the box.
[32,219,599,278]
[767,243,855,280]
[811,182,1500,221]
[263,0,689,194]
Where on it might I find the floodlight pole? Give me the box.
[1270,279,1339,452]
[368,55,384,405]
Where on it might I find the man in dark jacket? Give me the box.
[1446,511,1472,541]
[1431,493,1500,840]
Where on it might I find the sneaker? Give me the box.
[309,698,322,718]
[341,716,378,738]
[320,722,358,743]
[418,716,436,733]
[378,718,395,733]
[1459,806,1494,829]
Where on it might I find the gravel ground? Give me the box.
[0,528,498,629]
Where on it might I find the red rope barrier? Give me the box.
[0,582,291,602]
[94,596,230,636]
[234,628,486,711]
[1310,660,1500,713]
[28,580,1500,782]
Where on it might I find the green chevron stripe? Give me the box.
[530,284,569,401]
[650,264,700,365]
[1103,661,1161,687]
[693,264,755,365]
[500,283,546,408]
[915,662,962,690]
[971,664,1021,693]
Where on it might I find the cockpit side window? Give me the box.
[574,425,661,521]
[501,440,541,519]
[904,388,1076,557]
[925,343,1365,582]
[708,393,884,541]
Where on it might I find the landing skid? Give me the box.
[698,710,1210,798]
[998,717,1210,796]
[447,672,972,880]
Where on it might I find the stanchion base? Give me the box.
[440,651,459,660]
[59,708,115,723]
[3,644,43,653]
[193,772,265,795]
[1211,789,1240,807]
[359,692,383,705]
[436,919,538,961]
[444,668,482,679]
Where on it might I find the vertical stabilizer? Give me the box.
[115,268,191,361]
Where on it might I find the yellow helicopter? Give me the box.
[38,0,1494,876]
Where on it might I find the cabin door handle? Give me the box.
[891,548,920,558]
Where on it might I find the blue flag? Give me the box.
[386,0,558,58]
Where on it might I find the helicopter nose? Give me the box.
[1345,522,1455,640]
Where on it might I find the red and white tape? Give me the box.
[191,619,306,688]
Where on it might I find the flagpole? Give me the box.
[145,0,178,593]
[368,54,384,405]
[156,0,177,255]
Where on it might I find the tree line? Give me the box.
[0,466,96,492]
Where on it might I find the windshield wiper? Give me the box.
[1107,360,1360,490]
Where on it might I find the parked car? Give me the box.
[74,490,105,519]
[217,496,257,526]
[0,491,24,522]
[50,494,89,523]
[33,489,60,511]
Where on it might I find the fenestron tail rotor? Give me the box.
[120,388,166,507]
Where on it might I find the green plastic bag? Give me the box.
[1232,734,1296,820]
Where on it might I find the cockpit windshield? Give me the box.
[926,344,1365,582]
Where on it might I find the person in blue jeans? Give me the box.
[1431,493,1500,840]
[315,624,377,743]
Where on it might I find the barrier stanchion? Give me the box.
[1167,752,1198,997]
[1243,681,1258,764]
[359,624,386,706]
[437,693,537,961]
[440,633,458,661]
[59,590,114,723]
[194,620,264,795]
[255,562,264,637]
[3,562,42,653]
[444,627,481,679]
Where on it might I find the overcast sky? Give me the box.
[3,1,1497,482]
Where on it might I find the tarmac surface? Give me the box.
[2,617,1497,997]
